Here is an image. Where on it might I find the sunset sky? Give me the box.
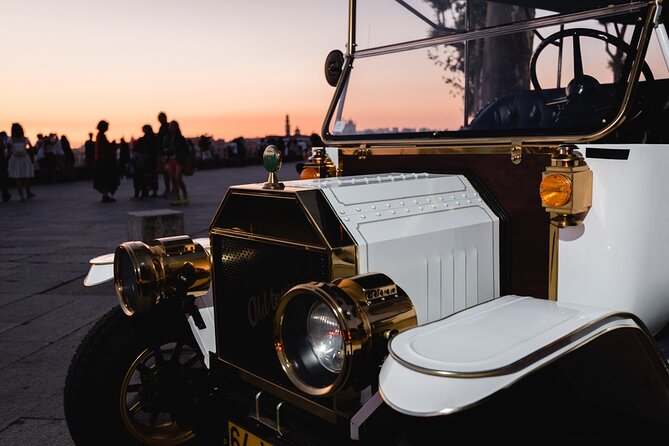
[2,1,348,146]
[3,1,667,147]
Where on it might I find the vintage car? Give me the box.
[65,0,669,444]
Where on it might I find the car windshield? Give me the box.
[323,0,667,145]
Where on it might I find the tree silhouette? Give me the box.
[424,0,535,121]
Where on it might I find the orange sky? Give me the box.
[1,1,348,147]
[3,1,667,147]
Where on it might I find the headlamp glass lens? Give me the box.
[118,249,138,311]
[307,301,344,373]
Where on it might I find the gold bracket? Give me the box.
[354,145,371,160]
[510,145,522,165]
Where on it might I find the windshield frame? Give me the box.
[321,0,659,149]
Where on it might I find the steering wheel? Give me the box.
[529,28,653,113]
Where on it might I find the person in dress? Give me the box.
[93,120,119,203]
[7,123,35,202]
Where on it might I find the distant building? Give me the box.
[343,119,356,134]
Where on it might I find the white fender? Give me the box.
[379,295,648,416]
[83,253,116,286]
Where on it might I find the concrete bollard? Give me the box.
[127,209,185,243]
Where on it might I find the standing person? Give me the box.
[84,132,95,177]
[118,137,130,179]
[49,133,64,179]
[142,125,158,197]
[7,123,35,201]
[197,135,212,168]
[40,134,57,182]
[61,135,75,181]
[93,120,119,203]
[166,120,189,205]
[156,112,171,197]
[132,125,155,200]
[0,131,11,202]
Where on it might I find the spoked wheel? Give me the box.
[120,342,203,445]
[65,307,206,446]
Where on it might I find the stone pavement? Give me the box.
[0,162,300,445]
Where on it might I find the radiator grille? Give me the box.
[213,235,330,384]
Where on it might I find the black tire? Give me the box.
[64,306,205,446]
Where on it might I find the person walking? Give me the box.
[7,123,35,202]
[165,120,189,205]
[93,120,119,203]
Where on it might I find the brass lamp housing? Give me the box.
[541,146,593,227]
[274,273,417,396]
[114,235,211,316]
[300,147,337,180]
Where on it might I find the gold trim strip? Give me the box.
[548,222,559,301]
[381,322,669,417]
[210,228,329,252]
[337,146,554,156]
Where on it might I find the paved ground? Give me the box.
[0,162,300,445]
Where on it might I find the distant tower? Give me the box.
[285,114,291,136]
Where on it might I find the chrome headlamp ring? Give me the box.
[274,273,417,397]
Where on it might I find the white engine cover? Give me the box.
[288,173,500,324]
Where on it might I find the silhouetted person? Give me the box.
[49,133,64,180]
[84,132,95,176]
[0,131,11,202]
[132,124,156,199]
[39,133,58,183]
[197,135,212,168]
[93,120,119,203]
[61,135,75,181]
[156,112,171,197]
[7,123,35,201]
[142,125,158,197]
[165,120,189,205]
[118,137,130,178]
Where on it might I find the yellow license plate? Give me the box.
[228,421,273,446]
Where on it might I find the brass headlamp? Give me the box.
[114,235,211,316]
[274,273,417,396]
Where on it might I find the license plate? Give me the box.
[228,421,273,446]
